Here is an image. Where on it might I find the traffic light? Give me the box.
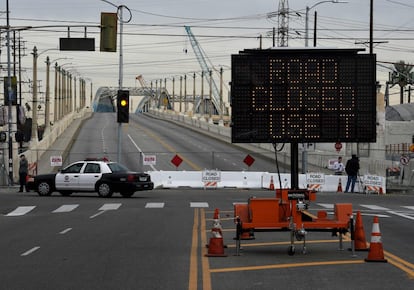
[117,90,129,123]
[100,12,117,52]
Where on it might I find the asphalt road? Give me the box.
[1,113,413,289]
[0,188,413,290]
[64,112,285,172]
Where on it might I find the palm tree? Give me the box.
[392,60,414,104]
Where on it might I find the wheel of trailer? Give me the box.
[120,191,134,198]
[37,181,52,196]
[288,245,295,256]
[97,182,113,197]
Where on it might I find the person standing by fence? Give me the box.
[345,154,360,193]
[18,154,28,192]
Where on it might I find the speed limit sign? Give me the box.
[400,154,410,166]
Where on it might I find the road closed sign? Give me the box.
[306,173,325,185]
[363,175,382,187]
[202,170,221,182]
[50,156,63,167]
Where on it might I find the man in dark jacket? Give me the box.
[19,154,29,192]
[345,154,360,193]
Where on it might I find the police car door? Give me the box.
[78,162,103,190]
[55,162,85,190]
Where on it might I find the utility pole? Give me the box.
[45,57,50,133]
[31,46,38,142]
[6,0,15,185]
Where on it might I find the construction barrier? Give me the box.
[147,171,387,193]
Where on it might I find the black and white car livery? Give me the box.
[28,159,154,197]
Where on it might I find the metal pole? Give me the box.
[45,57,50,133]
[313,11,317,47]
[172,77,175,111]
[6,0,14,185]
[184,75,187,113]
[117,6,124,163]
[54,63,58,122]
[193,73,196,114]
[305,6,310,47]
[220,67,223,120]
[32,46,38,142]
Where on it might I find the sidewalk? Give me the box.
[35,112,92,175]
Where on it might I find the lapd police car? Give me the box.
[27,159,154,197]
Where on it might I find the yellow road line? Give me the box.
[226,239,345,248]
[384,250,414,279]
[188,208,199,290]
[210,260,365,273]
[201,208,212,290]
[130,122,202,170]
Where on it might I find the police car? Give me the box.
[27,159,154,197]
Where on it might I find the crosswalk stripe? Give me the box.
[317,203,334,209]
[360,205,390,211]
[190,202,209,208]
[53,204,79,213]
[145,202,165,208]
[99,203,122,211]
[6,206,36,216]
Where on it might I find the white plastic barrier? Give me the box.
[147,171,387,193]
[220,171,263,188]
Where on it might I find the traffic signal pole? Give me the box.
[6,0,14,185]
[101,1,130,163]
[117,6,123,163]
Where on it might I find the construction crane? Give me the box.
[184,26,222,116]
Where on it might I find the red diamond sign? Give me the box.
[171,154,183,168]
[243,154,255,167]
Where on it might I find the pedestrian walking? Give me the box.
[345,154,360,193]
[333,156,345,175]
[19,154,29,192]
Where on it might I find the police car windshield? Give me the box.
[107,162,129,173]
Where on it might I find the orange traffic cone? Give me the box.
[365,216,387,263]
[206,209,227,257]
[337,178,343,193]
[213,208,220,220]
[269,176,275,190]
[354,211,369,251]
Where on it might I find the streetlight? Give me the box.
[101,0,132,163]
[305,0,347,47]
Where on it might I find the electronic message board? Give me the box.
[231,48,376,143]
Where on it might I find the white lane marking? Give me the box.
[317,203,334,209]
[52,204,79,213]
[90,211,105,219]
[361,213,390,218]
[402,206,414,211]
[99,203,122,211]
[59,228,72,234]
[360,205,390,211]
[145,202,165,208]
[90,203,122,219]
[387,211,414,221]
[128,134,157,171]
[6,206,36,216]
[190,202,209,208]
[21,246,40,256]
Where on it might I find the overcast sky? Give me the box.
[1,0,414,105]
